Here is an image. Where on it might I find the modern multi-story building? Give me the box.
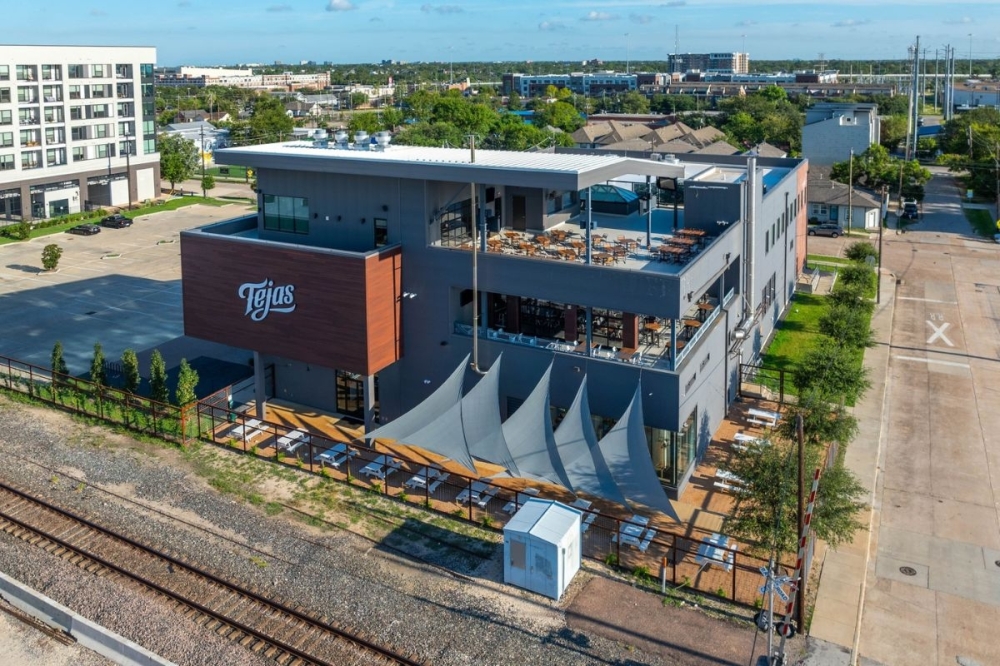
[801,102,881,166]
[0,45,159,221]
[179,137,807,496]
[668,52,749,75]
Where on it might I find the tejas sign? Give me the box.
[238,279,296,321]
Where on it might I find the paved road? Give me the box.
[857,170,1000,665]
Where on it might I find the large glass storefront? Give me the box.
[542,405,698,490]
[335,370,379,423]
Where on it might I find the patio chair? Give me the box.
[639,529,657,553]
[476,485,500,509]
[276,429,308,451]
[426,472,450,494]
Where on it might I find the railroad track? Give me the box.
[0,481,423,666]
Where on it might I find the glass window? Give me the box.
[142,119,155,135]
[140,63,154,78]
[19,129,39,145]
[15,65,37,81]
[17,87,37,103]
[41,64,61,81]
[143,138,156,154]
[46,148,66,166]
[71,126,88,141]
[91,64,107,78]
[438,199,472,247]
[69,106,83,121]
[374,217,388,247]
[42,85,61,102]
[0,88,9,103]
[44,106,64,123]
[95,144,112,159]
[21,151,41,169]
[68,85,81,100]
[94,124,111,139]
[44,127,64,144]
[68,64,86,79]
[72,146,86,161]
[262,194,309,234]
[118,121,135,136]
[0,65,9,81]
[115,63,132,79]
[0,110,11,125]
[0,132,11,148]
[675,410,697,482]
[0,154,13,170]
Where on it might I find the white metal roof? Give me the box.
[216,142,688,190]
[504,498,581,543]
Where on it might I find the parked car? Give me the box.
[807,223,844,238]
[101,213,132,228]
[901,201,919,220]
[67,223,101,236]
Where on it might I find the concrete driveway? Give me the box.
[0,202,253,389]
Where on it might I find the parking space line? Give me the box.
[893,355,970,368]
[898,296,958,304]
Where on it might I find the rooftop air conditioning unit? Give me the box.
[313,129,328,148]
[334,130,348,148]
[353,131,369,150]
[374,131,392,150]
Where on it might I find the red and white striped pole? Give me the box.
[777,467,821,651]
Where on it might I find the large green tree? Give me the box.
[149,350,169,404]
[158,133,199,190]
[830,144,931,200]
[533,100,584,133]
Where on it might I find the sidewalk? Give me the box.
[805,270,896,665]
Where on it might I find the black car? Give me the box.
[901,202,919,220]
[101,213,132,228]
[68,223,101,236]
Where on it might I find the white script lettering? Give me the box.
[237,279,296,321]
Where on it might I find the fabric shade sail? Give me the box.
[460,355,521,475]
[552,376,630,507]
[502,364,572,489]
[365,353,469,443]
[597,383,678,519]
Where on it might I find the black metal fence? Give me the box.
[196,401,775,607]
[0,354,197,443]
[739,362,788,405]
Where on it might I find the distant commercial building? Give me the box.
[155,66,330,91]
[667,53,749,75]
[951,81,1000,110]
[0,45,160,221]
[801,103,881,166]
[503,72,661,97]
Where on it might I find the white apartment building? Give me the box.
[155,66,330,91]
[0,45,160,221]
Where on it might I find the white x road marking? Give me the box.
[926,320,954,347]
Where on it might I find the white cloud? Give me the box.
[581,11,617,21]
[267,4,293,11]
[735,20,757,27]
[539,20,567,31]
[831,18,870,27]
[661,1,686,6]
[630,13,653,24]
[943,17,972,24]
[421,4,462,13]
[326,0,356,11]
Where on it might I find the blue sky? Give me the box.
[8,0,1000,67]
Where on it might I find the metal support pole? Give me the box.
[124,136,132,208]
[847,148,854,235]
[796,414,806,631]
[877,188,885,304]
[200,125,206,198]
[645,174,652,249]
[585,187,593,265]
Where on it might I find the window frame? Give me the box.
[261,194,310,234]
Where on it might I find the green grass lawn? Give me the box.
[963,207,995,238]
[206,165,250,180]
[760,293,829,373]
[806,254,852,266]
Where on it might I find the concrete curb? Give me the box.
[0,571,176,666]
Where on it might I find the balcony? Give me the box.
[435,208,718,276]
[453,295,722,372]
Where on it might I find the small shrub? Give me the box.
[753,597,764,609]
[844,241,878,263]
[681,575,692,587]
[248,445,259,456]
[604,552,619,567]
[633,565,651,582]
[715,586,727,598]
[481,514,495,529]
[370,481,382,494]
[663,593,683,608]
[451,508,465,518]
[321,467,333,479]
[41,244,63,271]
[4,221,31,240]
[249,556,268,568]
[398,491,409,503]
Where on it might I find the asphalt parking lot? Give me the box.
[0,202,254,389]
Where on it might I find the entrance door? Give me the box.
[829,205,839,221]
[506,536,528,588]
[512,195,527,231]
[335,370,364,421]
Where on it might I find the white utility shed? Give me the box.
[503,498,582,600]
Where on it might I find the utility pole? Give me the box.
[848,148,854,235]
[904,45,914,161]
[877,187,885,303]
[934,49,939,113]
[796,415,805,631]
[910,38,921,160]
[625,33,630,75]
[124,135,132,209]
[968,33,973,77]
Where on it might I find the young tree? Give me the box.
[723,439,867,556]
[89,342,106,387]
[174,358,199,406]
[200,174,216,197]
[121,348,140,394]
[778,388,860,449]
[158,133,199,191]
[793,344,871,404]
[844,241,878,263]
[818,303,876,349]
[149,349,169,404]
[41,244,63,271]
[51,341,69,383]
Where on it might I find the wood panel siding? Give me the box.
[181,233,401,376]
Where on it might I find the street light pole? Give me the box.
[968,33,973,77]
[124,135,133,209]
[200,125,206,198]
